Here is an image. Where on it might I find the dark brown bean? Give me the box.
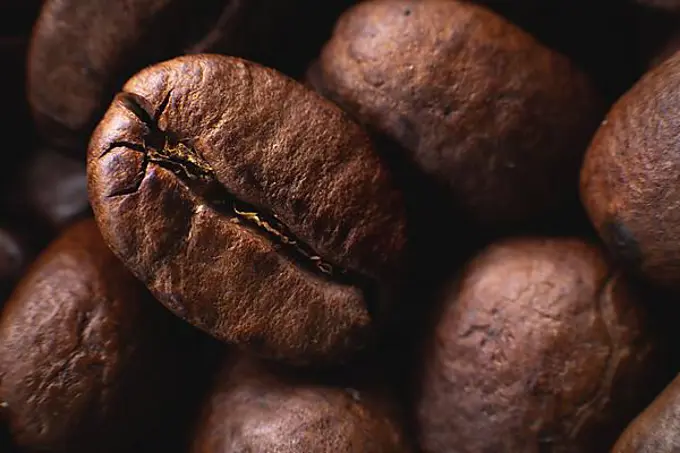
[3,148,89,233]
[581,52,680,290]
[191,353,413,453]
[416,238,666,453]
[87,54,408,364]
[310,0,603,231]
[0,218,192,452]
[28,0,357,154]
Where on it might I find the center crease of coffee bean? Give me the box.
[104,91,373,291]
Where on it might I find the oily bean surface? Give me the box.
[87,54,408,364]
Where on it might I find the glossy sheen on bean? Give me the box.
[0,219,182,452]
[28,0,312,152]
[191,354,412,453]
[312,0,602,228]
[581,52,680,290]
[417,238,663,453]
[87,54,408,364]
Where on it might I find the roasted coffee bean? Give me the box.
[191,353,412,453]
[612,373,680,452]
[4,148,89,233]
[87,54,408,364]
[28,0,356,154]
[0,218,194,452]
[310,0,602,230]
[416,238,665,453]
[581,52,680,290]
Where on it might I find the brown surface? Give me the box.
[311,0,602,230]
[27,0,355,154]
[87,54,408,364]
[613,373,680,452]
[581,52,680,290]
[416,238,663,453]
[191,354,412,453]
[0,219,188,452]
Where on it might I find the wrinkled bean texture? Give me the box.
[0,219,185,452]
[87,54,408,364]
[581,52,680,290]
[191,354,412,453]
[311,0,602,229]
[29,0,322,153]
[417,238,663,453]
[613,373,680,452]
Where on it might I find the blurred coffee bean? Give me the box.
[0,218,214,453]
[191,353,414,453]
[28,0,359,155]
[416,238,669,453]
[4,148,89,233]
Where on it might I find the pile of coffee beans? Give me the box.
[3,0,680,452]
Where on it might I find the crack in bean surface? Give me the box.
[108,90,371,288]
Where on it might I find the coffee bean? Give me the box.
[190,353,413,453]
[612,373,680,452]
[310,0,603,231]
[581,52,680,290]
[0,218,194,452]
[87,54,408,364]
[3,148,89,234]
[416,238,666,453]
[28,0,356,154]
